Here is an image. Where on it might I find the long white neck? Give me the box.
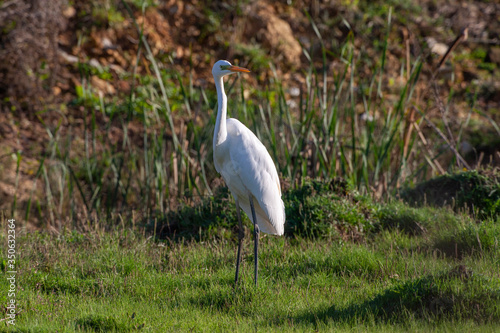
[213,76,227,148]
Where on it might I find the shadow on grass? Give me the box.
[293,266,500,326]
[376,203,431,236]
[265,245,384,281]
[152,186,238,242]
[30,272,119,297]
[430,219,500,259]
[75,314,130,332]
[400,170,500,219]
[187,284,257,313]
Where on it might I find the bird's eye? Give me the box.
[220,65,223,70]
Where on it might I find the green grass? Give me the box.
[1,225,499,331]
[2,180,500,331]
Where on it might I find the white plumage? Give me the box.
[211,59,285,285]
[215,117,285,235]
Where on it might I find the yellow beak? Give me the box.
[229,65,250,73]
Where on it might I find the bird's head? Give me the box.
[212,60,250,79]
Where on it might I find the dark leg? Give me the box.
[235,199,244,286]
[249,195,259,286]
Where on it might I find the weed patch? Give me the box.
[376,203,430,236]
[75,314,129,332]
[284,179,376,240]
[433,219,500,259]
[309,266,500,324]
[155,186,237,241]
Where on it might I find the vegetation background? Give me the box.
[0,0,499,331]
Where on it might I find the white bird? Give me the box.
[211,60,285,286]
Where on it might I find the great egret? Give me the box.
[212,60,285,286]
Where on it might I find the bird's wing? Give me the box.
[226,118,285,234]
